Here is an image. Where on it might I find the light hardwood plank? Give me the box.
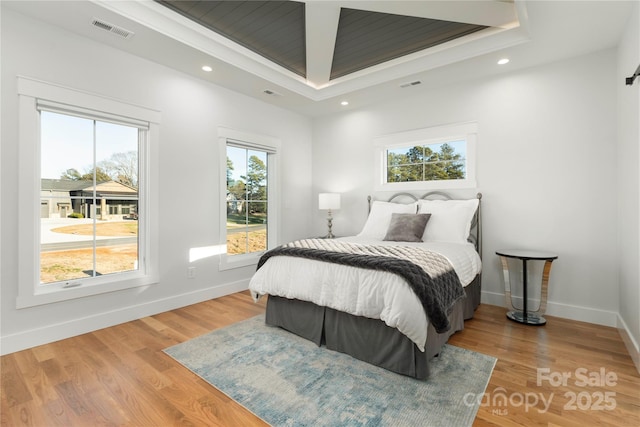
[1,292,638,426]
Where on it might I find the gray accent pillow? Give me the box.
[383,213,431,242]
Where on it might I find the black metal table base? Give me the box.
[498,249,558,327]
[506,310,546,325]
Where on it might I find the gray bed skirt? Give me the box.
[265,275,481,380]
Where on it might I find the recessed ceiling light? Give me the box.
[497,58,510,65]
[202,65,213,72]
[340,101,349,106]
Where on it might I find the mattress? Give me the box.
[249,236,481,351]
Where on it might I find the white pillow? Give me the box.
[358,201,418,240]
[418,198,479,244]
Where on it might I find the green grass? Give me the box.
[227,213,266,225]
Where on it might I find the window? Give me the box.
[226,145,268,255]
[387,140,466,183]
[219,127,279,270]
[374,122,477,191]
[40,110,141,285]
[17,77,160,308]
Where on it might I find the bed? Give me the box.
[249,191,482,379]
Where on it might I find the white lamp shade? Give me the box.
[319,193,341,210]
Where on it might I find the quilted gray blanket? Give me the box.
[257,239,465,333]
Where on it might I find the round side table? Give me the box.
[496,249,558,326]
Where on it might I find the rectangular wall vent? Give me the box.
[91,18,135,39]
[399,80,422,88]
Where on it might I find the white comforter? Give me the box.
[249,236,481,351]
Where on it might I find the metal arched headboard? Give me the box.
[367,192,483,259]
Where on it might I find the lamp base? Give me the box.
[325,212,334,239]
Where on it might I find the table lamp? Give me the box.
[318,193,340,238]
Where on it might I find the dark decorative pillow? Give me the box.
[383,213,431,242]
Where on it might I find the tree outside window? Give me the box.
[387,140,466,183]
[226,146,268,255]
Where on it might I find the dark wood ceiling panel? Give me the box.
[155,1,492,83]
[330,8,487,80]
[174,1,218,20]
[156,1,306,77]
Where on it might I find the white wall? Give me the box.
[2,2,637,359]
[616,2,640,371]
[0,8,313,354]
[312,49,620,327]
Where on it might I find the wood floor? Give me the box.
[2,291,638,426]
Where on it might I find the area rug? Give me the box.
[164,315,496,427]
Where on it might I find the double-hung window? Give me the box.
[39,109,142,284]
[17,77,160,308]
[218,127,279,270]
[374,122,477,191]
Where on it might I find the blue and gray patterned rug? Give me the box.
[164,315,496,426]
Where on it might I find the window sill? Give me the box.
[219,253,263,271]
[16,273,159,309]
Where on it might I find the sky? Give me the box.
[227,145,267,183]
[42,110,268,185]
[40,111,138,179]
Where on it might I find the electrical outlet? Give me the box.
[187,267,196,279]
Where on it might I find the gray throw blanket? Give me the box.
[257,239,465,333]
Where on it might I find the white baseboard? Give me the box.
[3,286,632,359]
[481,291,618,327]
[0,279,250,356]
[617,314,640,375]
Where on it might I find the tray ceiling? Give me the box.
[8,1,632,115]
[58,0,526,104]
[156,1,488,84]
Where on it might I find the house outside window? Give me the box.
[374,122,477,191]
[39,111,141,286]
[17,77,160,308]
[218,127,279,270]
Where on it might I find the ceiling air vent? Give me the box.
[399,80,422,88]
[91,18,135,39]
[263,89,282,97]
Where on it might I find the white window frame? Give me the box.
[218,127,279,271]
[16,76,160,309]
[374,122,477,191]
